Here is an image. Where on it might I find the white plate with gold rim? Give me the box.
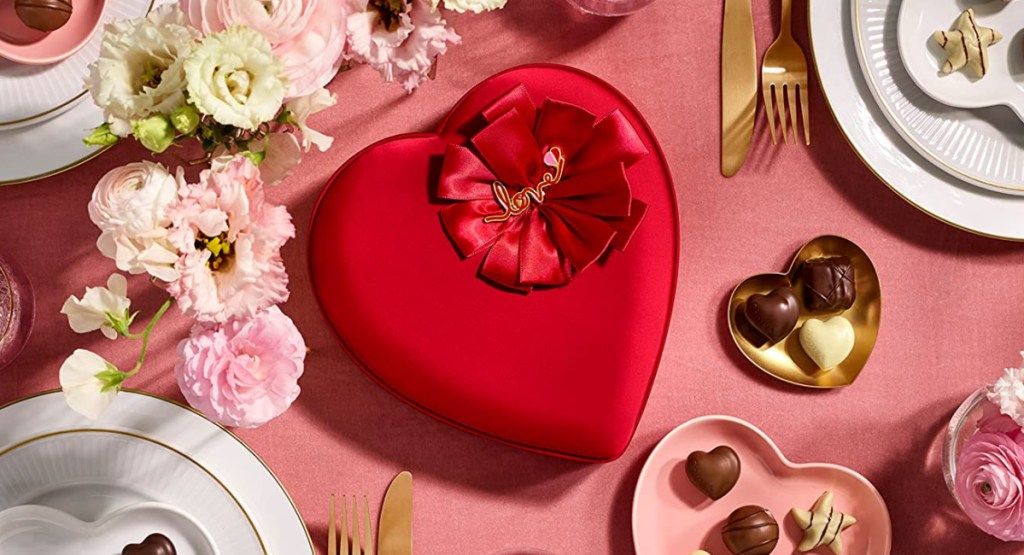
[898,0,1024,120]
[0,0,154,130]
[853,0,1024,195]
[0,390,313,555]
[812,0,1024,240]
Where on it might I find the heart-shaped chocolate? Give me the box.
[685,445,741,500]
[727,236,881,388]
[122,533,176,555]
[800,317,855,370]
[743,287,798,344]
[309,65,678,461]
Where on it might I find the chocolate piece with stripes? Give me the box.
[721,505,779,555]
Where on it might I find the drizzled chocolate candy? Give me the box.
[721,505,779,555]
[801,256,855,312]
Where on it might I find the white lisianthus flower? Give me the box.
[60,349,125,420]
[89,161,181,282]
[85,5,200,136]
[60,274,133,340]
[285,88,336,152]
[988,354,1024,428]
[185,25,287,130]
[430,0,506,13]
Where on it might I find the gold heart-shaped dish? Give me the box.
[728,235,881,388]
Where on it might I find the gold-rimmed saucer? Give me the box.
[727,235,881,388]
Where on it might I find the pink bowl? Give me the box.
[632,416,892,555]
[0,0,106,65]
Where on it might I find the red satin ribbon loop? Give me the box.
[438,84,648,291]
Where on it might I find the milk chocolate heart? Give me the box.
[800,317,855,370]
[743,287,798,344]
[726,236,881,388]
[122,533,176,555]
[309,65,678,461]
[685,445,741,500]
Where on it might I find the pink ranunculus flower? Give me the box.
[179,0,348,97]
[176,306,306,428]
[346,0,460,93]
[166,156,295,323]
[956,431,1024,540]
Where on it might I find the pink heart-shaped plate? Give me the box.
[632,416,892,554]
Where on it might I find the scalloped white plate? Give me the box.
[853,0,1024,195]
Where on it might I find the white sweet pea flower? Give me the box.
[185,25,286,130]
[60,274,133,340]
[430,0,506,13]
[988,354,1024,428]
[60,349,125,420]
[285,88,336,152]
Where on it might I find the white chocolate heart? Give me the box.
[799,318,855,371]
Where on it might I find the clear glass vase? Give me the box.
[563,0,657,16]
[942,387,989,510]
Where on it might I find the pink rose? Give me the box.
[176,306,306,428]
[180,0,347,97]
[956,431,1024,540]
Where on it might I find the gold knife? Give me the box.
[721,0,758,177]
[378,471,413,555]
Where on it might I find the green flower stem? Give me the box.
[125,297,174,377]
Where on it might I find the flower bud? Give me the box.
[83,123,120,147]
[170,105,201,134]
[131,115,176,153]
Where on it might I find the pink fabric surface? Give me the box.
[1,1,1023,553]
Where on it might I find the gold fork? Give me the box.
[329,494,375,555]
[761,0,810,145]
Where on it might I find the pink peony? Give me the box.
[166,156,294,323]
[956,431,1024,540]
[176,306,306,428]
[346,0,460,93]
[179,0,348,97]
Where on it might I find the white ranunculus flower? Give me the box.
[285,88,336,152]
[60,349,124,420]
[60,274,132,340]
[85,5,201,136]
[185,26,287,130]
[430,0,506,13]
[89,161,181,282]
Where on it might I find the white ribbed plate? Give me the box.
[0,0,153,129]
[812,0,1024,241]
[898,0,1024,121]
[853,0,1024,195]
[0,431,260,553]
[0,391,314,554]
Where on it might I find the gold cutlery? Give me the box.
[329,494,375,555]
[378,471,413,555]
[721,0,758,177]
[762,0,811,145]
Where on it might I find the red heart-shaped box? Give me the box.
[309,65,678,461]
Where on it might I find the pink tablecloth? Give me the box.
[2,1,1023,553]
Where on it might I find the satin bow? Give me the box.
[438,84,649,292]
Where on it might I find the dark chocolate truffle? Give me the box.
[743,287,799,344]
[14,0,72,32]
[801,256,855,312]
[121,533,176,555]
[721,505,779,555]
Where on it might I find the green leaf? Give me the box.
[241,150,266,166]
